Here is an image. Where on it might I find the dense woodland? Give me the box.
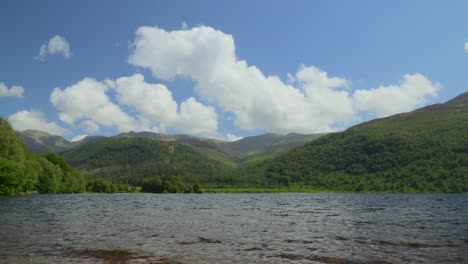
[0,117,86,195]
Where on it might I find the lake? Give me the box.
[0,193,466,263]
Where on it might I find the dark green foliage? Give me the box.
[141,176,192,193]
[0,157,21,195]
[0,117,86,195]
[192,182,202,193]
[87,178,118,193]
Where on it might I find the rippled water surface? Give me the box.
[0,193,467,263]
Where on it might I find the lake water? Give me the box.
[0,193,466,263]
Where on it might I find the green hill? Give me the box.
[263,92,468,192]
[0,118,86,195]
[60,137,231,185]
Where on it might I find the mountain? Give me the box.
[59,137,231,185]
[263,92,468,192]
[22,130,325,165]
[115,131,239,164]
[21,130,105,154]
[21,130,72,153]
[110,131,326,164]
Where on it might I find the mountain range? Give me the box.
[17,92,468,192]
[21,130,325,165]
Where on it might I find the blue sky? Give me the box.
[1,0,467,141]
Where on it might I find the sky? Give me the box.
[0,0,467,142]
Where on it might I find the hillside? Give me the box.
[0,118,86,195]
[263,92,468,192]
[60,137,232,185]
[96,131,326,164]
[227,132,327,163]
[116,131,239,165]
[22,130,324,165]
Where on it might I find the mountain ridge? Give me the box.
[21,130,326,165]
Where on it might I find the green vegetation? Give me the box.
[60,137,232,187]
[263,93,468,193]
[0,117,87,195]
[142,176,202,193]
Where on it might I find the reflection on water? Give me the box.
[0,193,466,263]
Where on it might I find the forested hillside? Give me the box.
[0,117,86,195]
[263,92,468,192]
[60,137,232,186]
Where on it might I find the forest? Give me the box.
[0,117,86,195]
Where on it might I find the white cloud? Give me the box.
[70,134,87,142]
[352,74,440,117]
[8,110,70,135]
[174,97,218,135]
[0,82,24,98]
[37,35,71,61]
[50,77,146,133]
[113,74,178,127]
[50,75,219,135]
[226,133,243,142]
[129,25,440,133]
[113,74,217,135]
[465,42,468,53]
[294,65,350,92]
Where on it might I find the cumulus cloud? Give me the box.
[129,26,440,133]
[50,77,147,133]
[70,134,87,142]
[173,97,218,135]
[50,75,218,135]
[8,110,70,135]
[0,82,24,98]
[112,74,218,134]
[128,26,344,133]
[352,74,440,117]
[465,42,468,53]
[37,35,71,61]
[113,74,178,128]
